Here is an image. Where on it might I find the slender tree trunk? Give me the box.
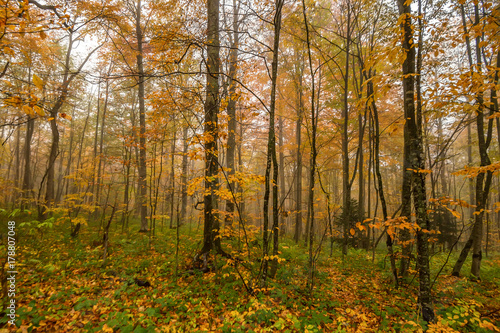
[304,167,311,247]
[135,0,148,233]
[358,111,365,247]
[22,117,34,209]
[438,118,447,196]
[266,0,283,280]
[74,97,91,195]
[302,0,317,290]
[399,70,413,279]
[369,78,399,288]
[42,100,62,220]
[467,123,475,216]
[169,129,176,229]
[180,124,189,224]
[470,3,494,279]
[342,0,352,257]
[237,117,245,220]
[14,125,20,204]
[91,84,101,205]
[278,115,286,236]
[366,112,372,249]
[397,0,434,322]
[122,145,131,232]
[294,57,303,244]
[55,148,64,203]
[61,107,75,200]
[225,0,239,230]
[95,75,110,212]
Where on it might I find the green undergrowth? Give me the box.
[0,215,498,332]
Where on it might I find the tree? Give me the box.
[224,0,240,230]
[301,0,318,290]
[134,0,149,233]
[40,26,99,221]
[262,0,284,281]
[200,0,224,258]
[396,0,434,322]
[451,1,496,280]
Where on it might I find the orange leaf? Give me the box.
[59,112,72,120]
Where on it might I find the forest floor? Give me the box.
[1,214,499,332]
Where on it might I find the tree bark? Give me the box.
[200,0,224,256]
[22,116,34,209]
[225,0,239,229]
[342,0,352,257]
[180,124,189,224]
[135,0,148,233]
[278,115,286,236]
[301,0,317,290]
[14,124,20,205]
[95,71,110,212]
[265,0,283,280]
[294,53,304,244]
[169,129,176,229]
[397,0,434,322]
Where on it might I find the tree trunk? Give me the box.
[301,0,317,290]
[237,118,245,220]
[122,144,131,232]
[366,112,372,249]
[61,107,75,200]
[14,125,20,205]
[278,115,286,236]
[225,0,239,230]
[342,0,352,257]
[200,0,224,256]
[470,3,493,280]
[95,74,110,212]
[180,124,189,224]
[169,129,176,229]
[42,101,61,220]
[91,83,101,206]
[369,78,399,288]
[358,111,365,247]
[266,0,283,280]
[22,116,35,209]
[75,96,92,195]
[397,0,434,322]
[294,56,303,244]
[135,0,148,233]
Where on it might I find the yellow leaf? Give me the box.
[22,105,34,116]
[101,324,113,333]
[34,105,45,116]
[487,112,500,119]
[59,112,72,120]
[349,228,355,236]
[446,207,461,219]
[33,74,44,90]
